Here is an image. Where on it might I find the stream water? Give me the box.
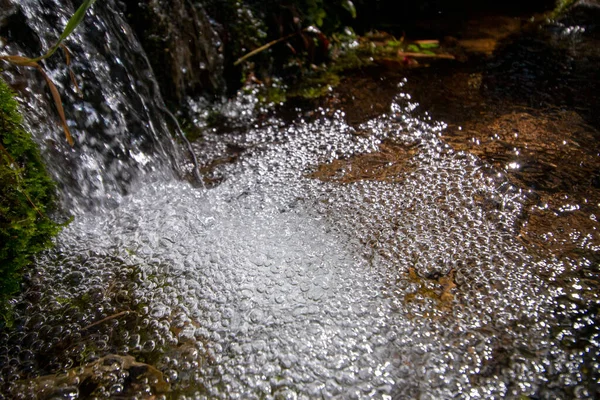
[1,1,599,399]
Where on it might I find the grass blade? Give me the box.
[397,51,455,59]
[234,26,322,66]
[33,0,97,62]
[342,0,357,19]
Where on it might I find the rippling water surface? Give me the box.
[2,85,595,399]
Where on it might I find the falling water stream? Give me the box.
[1,0,599,399]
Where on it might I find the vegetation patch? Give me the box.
[0,78,62,323]
[550,0,578,19]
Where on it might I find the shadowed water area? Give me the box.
[0,0,599,399]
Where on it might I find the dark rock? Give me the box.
[122,0,225,107]
[559,0,600,33]
[482,0,600,129]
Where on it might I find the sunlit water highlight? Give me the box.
[2,88,589,399]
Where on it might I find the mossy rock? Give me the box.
[0,78,62,322]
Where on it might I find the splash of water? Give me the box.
[0,0,179,212]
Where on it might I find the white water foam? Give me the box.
[1,92,584,399]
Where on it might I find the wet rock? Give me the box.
[482,0,600,129]
[560,0,600,32]
[122,0,225,107]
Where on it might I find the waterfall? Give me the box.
[0,0,180,213]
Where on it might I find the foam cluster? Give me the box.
[0,89,593,399]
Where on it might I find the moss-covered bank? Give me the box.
[0,78,62,322]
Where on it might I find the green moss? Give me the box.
[550,0,578,19]
[55,297,71,305]
[288,70,340,99]
[0,78,62,323]
[255,81,288,104]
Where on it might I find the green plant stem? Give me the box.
[234,30,303,66]
[32,0,97,62]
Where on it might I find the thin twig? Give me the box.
[396,51,455,59]
[160,105,204,184]
[135,47,204,185]
[81,310,132,331]
[234,31,303,66]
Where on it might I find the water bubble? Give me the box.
[164,369,179,383]
[273,388,298,400]
[0,80,591,399]
[142,340,156,352]
[47,386,79,400]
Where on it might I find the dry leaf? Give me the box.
[34,64,75,146]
